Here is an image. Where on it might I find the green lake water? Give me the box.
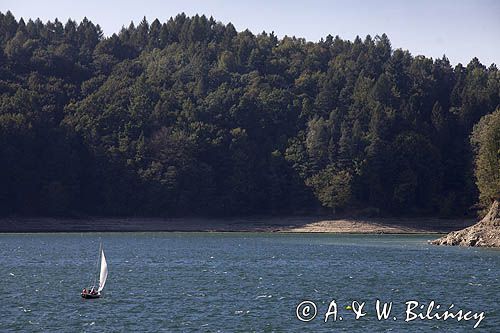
[0,233,498,332]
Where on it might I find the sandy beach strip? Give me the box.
[0,216,474,233]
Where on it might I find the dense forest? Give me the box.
[0,11,499,218]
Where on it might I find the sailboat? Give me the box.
[81,243,108,299]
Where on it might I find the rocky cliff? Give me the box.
[431,200,500,247]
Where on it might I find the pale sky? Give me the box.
[2,0,499,66]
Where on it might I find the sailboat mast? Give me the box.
[92,242,102,288]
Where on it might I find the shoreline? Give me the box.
[0,216,474,234]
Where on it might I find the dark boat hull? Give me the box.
[81,293,101,299]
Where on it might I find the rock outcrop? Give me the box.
[431,200,500,247]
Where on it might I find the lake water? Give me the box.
[0,233,498,332]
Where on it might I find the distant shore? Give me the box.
[0,216,474,234]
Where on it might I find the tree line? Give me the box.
[0,11,498,217]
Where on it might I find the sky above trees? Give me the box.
[1,0,499,66]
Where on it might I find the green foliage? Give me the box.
[306,166,353,212]
[0,11,499,217]
[471,109,500,207]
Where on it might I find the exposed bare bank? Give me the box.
[0,215,472,233]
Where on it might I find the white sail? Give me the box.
[98,250,108,292]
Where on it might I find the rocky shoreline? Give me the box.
[431,200,500,248]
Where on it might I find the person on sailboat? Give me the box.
[82,288,87,295]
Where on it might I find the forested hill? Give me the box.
[0,11,499,217]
